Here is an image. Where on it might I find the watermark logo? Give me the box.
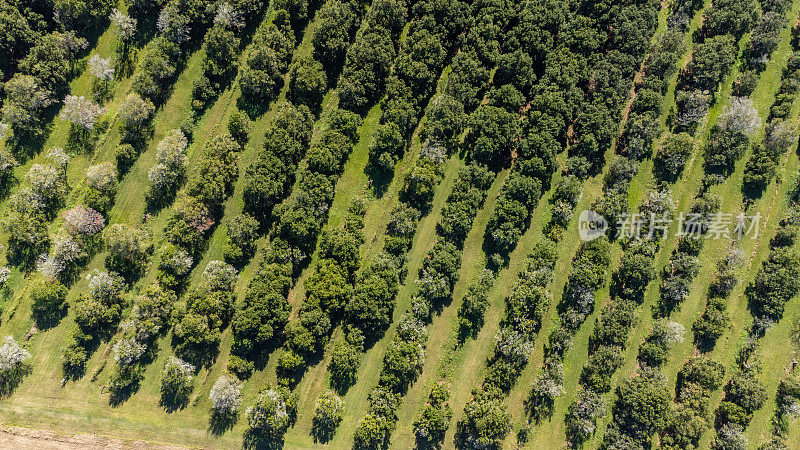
[578,210,608,242]
[577,210,762,241]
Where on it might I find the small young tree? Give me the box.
[210,374,242,417]
[88,54,114,100]
[160,356,195,408]
[312,390,344,442]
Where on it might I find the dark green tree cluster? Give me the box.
[238,10,295,105]
[453,387,512,449]
[62,270,126,377]
[768,35,800,120]
[768,374,800,446]
[660,357,725,447]
[173,260,238,367]
[243,385,299,447]
[715,369,767,434]
[693,249,743,351]
[53,0,114,32]
[106,282,177,402]
[743,24,800,196]
[191,0,265,110]
[455,242,556,445]
[738,0,789,87]
[539,237,611,435]
[277,202,365,386]
[228,243,292,378]
[673,0,759,132]
[156,135,240,365]
[5,152,70,266]
[622,29,686,164]
[243,103,313,224]
[602,369,673,448]
[349,163,494,448]
[745,206,800,323]
[3,31,86,143]
[367,0,468,173]
[337,0,405,112]
[413,384,453,448]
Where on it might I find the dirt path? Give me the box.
[0,425,188,449]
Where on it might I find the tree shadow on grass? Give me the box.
[243,429,285,449]
[209,411,238,436]
[0,365,32,398]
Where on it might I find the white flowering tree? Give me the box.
[89,55,115,100]
[60,95,106,147]
[0,335,31,395]
[113,322,146,367]
[118,93,154,138]
[160,356,195,409]
[48,147,71,169]
[89,54,115,81]
[148,129,188,200]
[86,162,117,193]
[0,267,11,286]
[245,387,297,443]
[49,232,85,265]
[110,8,137,43]
[63,205,106,237]
[27,162,68,207]
[718,97,760,135]
[312,390,344,442]
[214,2,244,29]
[209,374,242,417]
[203,260,238,292]
[86,270,125,304]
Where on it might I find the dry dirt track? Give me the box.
[0,425,188,449]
